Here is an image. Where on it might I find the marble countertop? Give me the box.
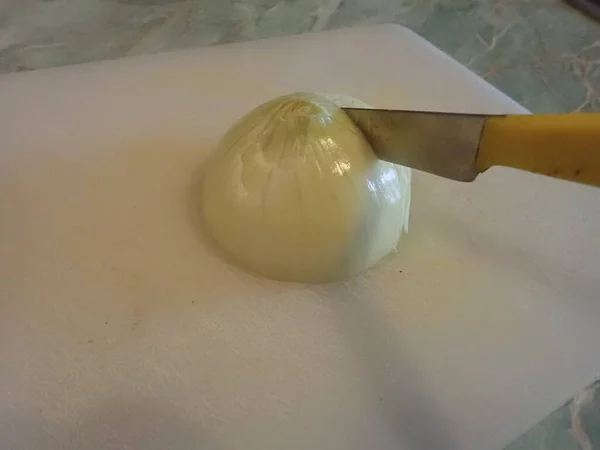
[1,0,600,113]
[507,381,600,450]
[1,1,599,448]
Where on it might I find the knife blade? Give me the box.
[343,108,600,187]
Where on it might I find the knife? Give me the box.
[343,108,600,187]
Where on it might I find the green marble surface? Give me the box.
[1,0,600,113]
[506,381,600,450]
[1,1,599,449]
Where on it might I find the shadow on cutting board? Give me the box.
[1,397,220,450]
[327,282,462,450]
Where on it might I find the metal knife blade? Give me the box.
[343,108,495,182]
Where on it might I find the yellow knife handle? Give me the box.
[476,114,600,187]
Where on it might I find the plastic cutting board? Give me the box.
[1,24,599,450]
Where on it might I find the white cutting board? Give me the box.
[1,24,599,450]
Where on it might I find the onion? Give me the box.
[201,92,411,283]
